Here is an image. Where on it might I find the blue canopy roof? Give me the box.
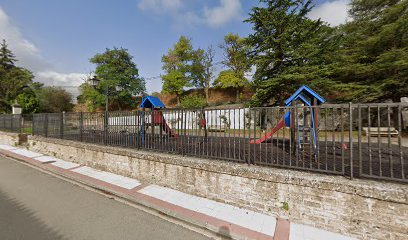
[284,85,325,106]
[139,96,166,108]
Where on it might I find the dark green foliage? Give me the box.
[77,82,106,112]
[161,36,197,105]
[37,86,73,113]
[0,39,36,113]
[246,0,340,106]
[331,0,408,102]
[219,33,251,103]
[15,83,43,113]
[0,39,17,69]
[162,37,215,105]
[79,47,145,111]
[180,95,207,108]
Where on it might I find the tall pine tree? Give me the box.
[246,0,340,106]
[332,0,408,102]
[0,39,34,113]
[0,39,17,69]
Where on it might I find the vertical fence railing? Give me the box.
[0,102,404,183]
[0,114,22,133]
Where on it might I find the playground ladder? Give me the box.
[298,125,311,149]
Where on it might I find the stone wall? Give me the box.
[25,135,408,240]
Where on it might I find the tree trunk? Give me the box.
[176,94,180,106]
[205,87,209,104]
[236,88,241,103]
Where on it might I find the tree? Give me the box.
[0,39,35,113]
[245,0,339,106]
[190,46,215,104]
[331,0,408,102]
[89,47,145,110]
[77,82,106,112]
[219,33,251,102]
[15,82,43,113]
[161,36,195,105]
[214,70,248,100]
[37,87,73,113]
[161,70,186,104]
[180,95,207,108]
[0,39,17,69]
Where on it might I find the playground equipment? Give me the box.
[251,85,326,155]
[140,96,178,145]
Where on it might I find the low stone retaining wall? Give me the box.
[0,131,26,146]
[22,135,408,240]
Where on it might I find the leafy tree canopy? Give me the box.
[214,70,248,89]
[37,86,73,113]
[79,47,145,111]
[331,0,408,102]
[161,36,195,105]
[0,39,36,113]
[246,0,339,106]
[219,33,252,102]
[190,46,215,103]
[0,39,17,69]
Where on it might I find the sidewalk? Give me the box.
[0,144,355,240]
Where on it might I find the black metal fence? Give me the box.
[0,114,22,133]
[2,103,408,183]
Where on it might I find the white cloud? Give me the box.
[0,7,52,72]
[309,0,350,26]
[203,0,242,28]
[138,0,242,28]
[0,7,86,100]
[36,71,88,87]
[137,0,183,13]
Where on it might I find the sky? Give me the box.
[0,0,350,98]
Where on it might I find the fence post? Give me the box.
[32,114,35,135]
[79,112,83,142]
[349,102,353,179]
[10,114,14,132]
[104,112,108,145]
[44,113,49,137]
[19,115,22,133]
[60,112,64,139]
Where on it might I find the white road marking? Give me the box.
[9,149,43,158]
[33,156,57,163]
[139,185,277,236]
[34,156,80,169]
[289,223,356,240]
[72,166,141,189]
[0,144,18,151]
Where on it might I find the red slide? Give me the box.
[152,111,178,138]
[162,118,178,138]
[250,118,286,144]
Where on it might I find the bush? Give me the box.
[180,95,207,109]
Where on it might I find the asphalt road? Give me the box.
[0,155,213,240]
